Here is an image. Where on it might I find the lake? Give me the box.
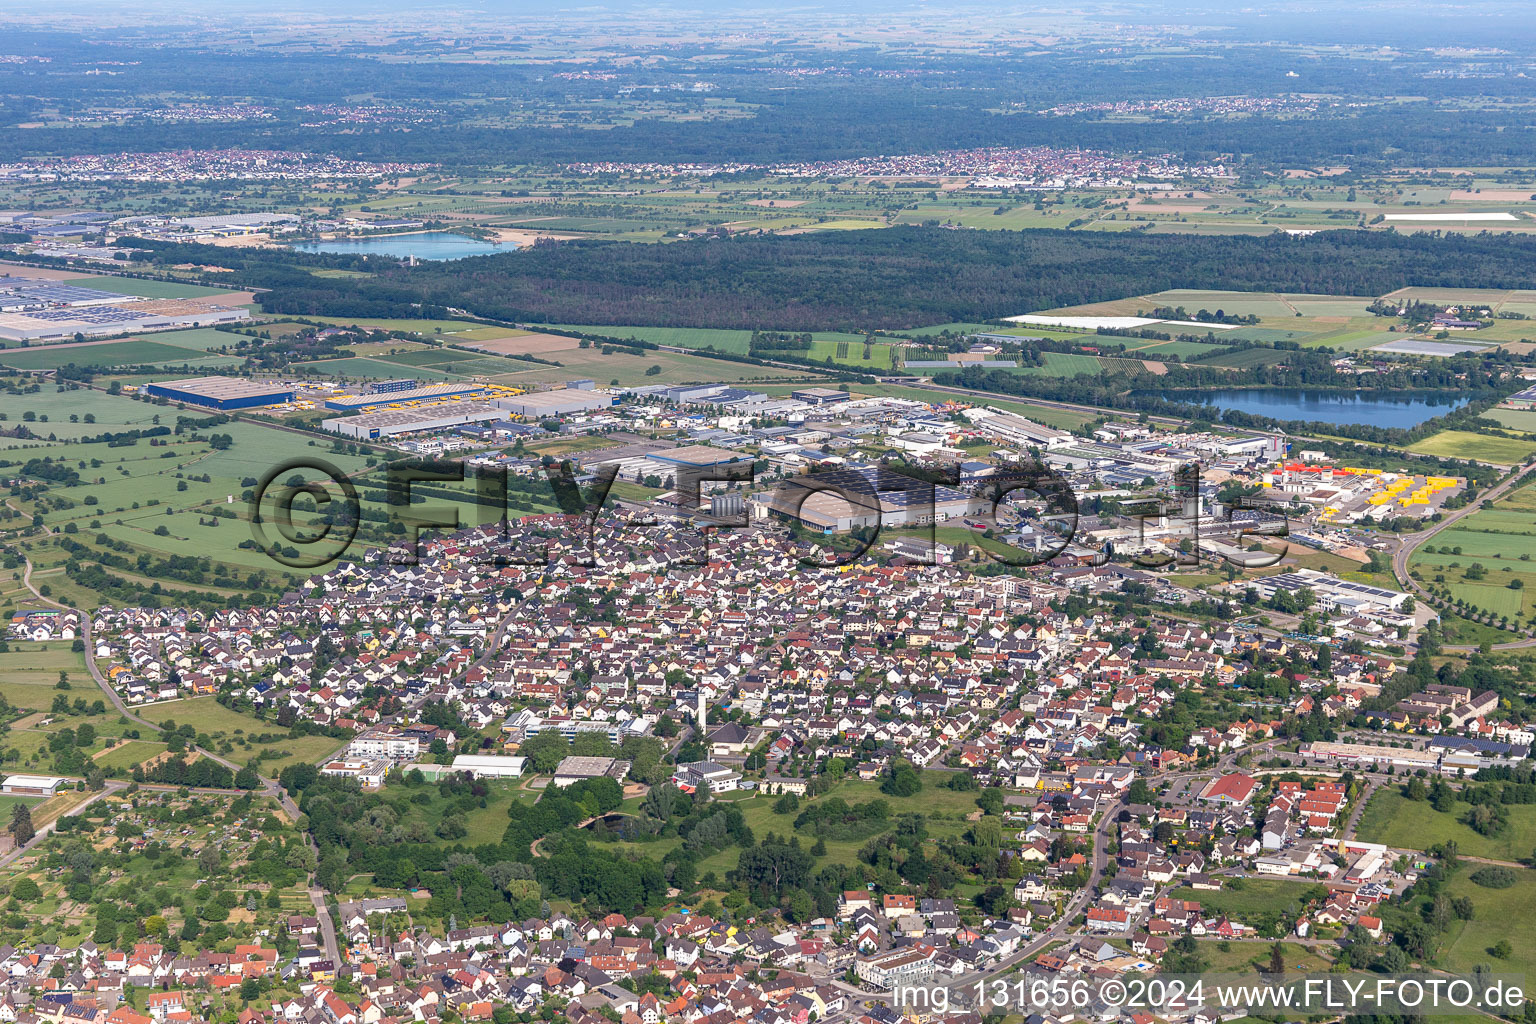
[1159,388,1469,428]
[291,231,510,260]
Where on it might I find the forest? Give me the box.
[132,229,1536,333]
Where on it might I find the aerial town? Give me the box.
[1,4,1536,1024]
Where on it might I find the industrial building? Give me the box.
[0,280,128,310]
[448,754,528,779]
[495,389,614,418]
[370,378,419,394]
[1301,741,1444,772]
[756,465,979,533]
[0,303,248,343]
[966,409,1074,448]
[710,492,745,517]
[647,444,749,470]
[551,755,631,787]
[791,387,851,405]
[146,376,295,410]
[323,382,495,411]
[323,405,503,439]
[1245,568,1410,614]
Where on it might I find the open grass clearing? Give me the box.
[134,696,347,774]
[1163,878,1327,923]
[93,738,171,772]
[1356,785,1536,861]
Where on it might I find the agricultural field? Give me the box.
[481,346,818,387]
[1111,338,1232,359]
[0,340,242,371]
[1355,785,1536,861]
[1012,352,1112,377]
[60,276,238,300]
[549,325,755,354]
[0,647,152,778]
[1195,347,1298,368]
[0,646,92,710]
[1409,479,1536,624]
[305,316,496,335]
[1407,430,1536,465]
[1020,284,1536,370]
[1488,408,1536,434]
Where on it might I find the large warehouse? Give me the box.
[756,465,979,533]
[647,444,748,470]
[323,382,494,411]
[323,405,503,439]
[0,304,247,343]
[146,376,295,410]
[495,388,614,418]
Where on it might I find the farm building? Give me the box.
[2,774,68,797]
